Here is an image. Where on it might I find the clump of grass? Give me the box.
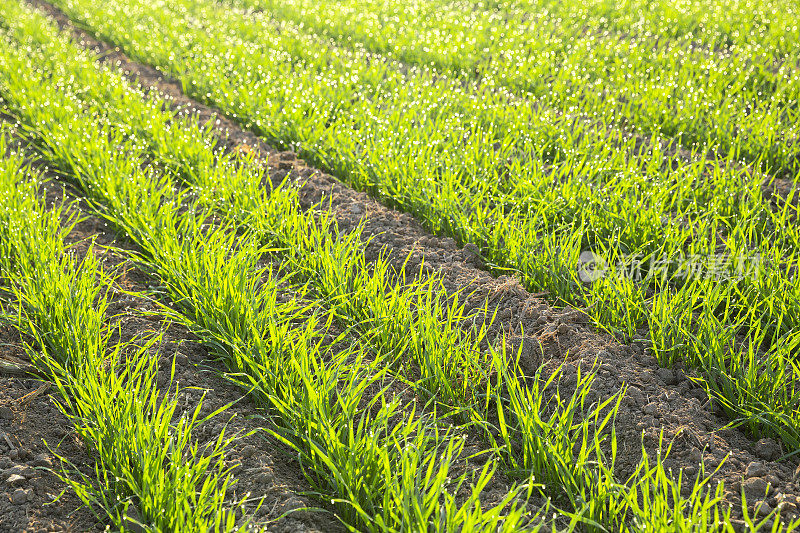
[0,137,244,531]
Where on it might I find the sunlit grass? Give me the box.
[0,0,799,529]
[35,0,800,454]
[0,133,244,531]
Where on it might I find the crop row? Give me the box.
[0,1,771,529]
[0,130,245,530]
[483,0,798,55]
[227,0,800,179]
[39,0,800,453]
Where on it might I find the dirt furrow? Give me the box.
[23,0,800,525]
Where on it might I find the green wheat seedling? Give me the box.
[221,0,799,175]
[0,140,245,531]
[623,435,732,531]
[488,346,628,529]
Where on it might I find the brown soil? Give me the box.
[0,333,100,533]
[10,0,800,529]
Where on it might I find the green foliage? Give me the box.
[36,0,800,455]
[0,139,242,531]
[0,0,798,529]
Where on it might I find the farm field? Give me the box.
[0,0,798,530]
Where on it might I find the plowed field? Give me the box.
[0,0,799,531]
